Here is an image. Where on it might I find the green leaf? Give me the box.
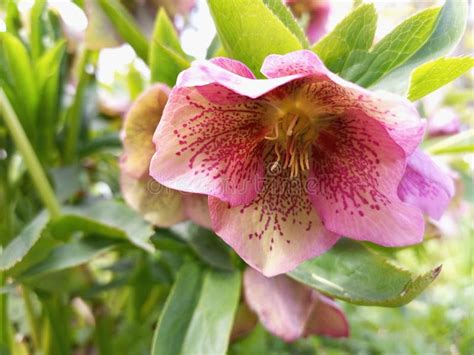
[50,165,83,202]
[19,238,118,279]
[0,212,49,271]
[207,0,303,76]
[408,56,474,101]
[149,8,191,86]
[312,4,377,74]
[97,0,149,61]
[355,6,441,87]
[261,0,309,47]
[372,0,468,94]
[288,239,441,307]
[53,200,155,253]
[0,32,38,137]
[172,222,234,271]
[152,263,241,355]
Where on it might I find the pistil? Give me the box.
[264,114,313,178]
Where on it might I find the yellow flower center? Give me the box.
[264,98,336,178]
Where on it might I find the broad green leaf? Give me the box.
[312,4,377,74]
[53,200,155,253]
[207,0,303,76]
[152,263,241,355]
[50,165,83,202]
[172,222,233,271]
[355,7,441,87]
[261,0,309,47]
[149,8,191,86]
[35,41,67,160]
[230,325,267,355]
[0,212,49,271]
[408,56,474,101]
[0,32,38,138]
[97,0,149,61]
[373,0,468,94]
[19,238,118,279]
[288,239,441,307]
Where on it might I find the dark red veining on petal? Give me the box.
[171,86,267,195]
[312,114,393,217]
[241,149,316,251]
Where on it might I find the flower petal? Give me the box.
[304,294,349,338]
[243,268,313,342]
[150,85,267,206]
[209,154,339,276]
[183,193,212,229]
[120,172,186,227]
[210,57,257,79]
[121,84,170,179]
[306,2,330,43]
[309,110,425,246]
[261,50,425,155]
[398,149,454,220]
[428,107,461,138]
[177,58,305,99]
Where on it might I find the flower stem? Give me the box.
[22,287,41,350]
[64,48,92,164]
[0,89,61,219]
[426,128,474,155]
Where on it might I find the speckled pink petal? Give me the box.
[150,85,267,206]
[121,84,170,179]
[398,149,454,220]
[243,268,314,341]
[177,58,306,99]
[261,50,425,155]
[209,153,339,276]
[183,193,212,229]
[309,109,425,246]
[210,57,257,79]
[120,172,186,227]
[304,293,349,338]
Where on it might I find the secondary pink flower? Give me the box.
[150,50,450,276]
[427,108,461,138]
[285,0,330,43]
[243,268,349,341]
[398,149,455,220]
[120,84,210,227]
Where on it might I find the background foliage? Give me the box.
[0,0,472,354]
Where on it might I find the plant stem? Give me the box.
[64,48,92,164]
[426,128,474,154]
[0,273,10,352]
[0,89,61,219]
[22,287,41,350]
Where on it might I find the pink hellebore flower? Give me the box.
[427,108,462,138]
[150,50,453,276]
[121,84,211,228]
[244,268,349,341]
[285,0,330,43]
